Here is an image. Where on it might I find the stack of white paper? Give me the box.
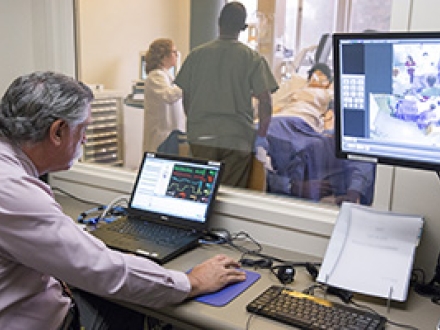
[317,202,424,302]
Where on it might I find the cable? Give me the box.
[302,283,417,329]
[413,249,440,303]
[245,286,284,330]
[411,268,426,287]
[219,230,321,283]
[227,231,263,255]
[53,186,128,225]
[385,319,419,330]
[52,187,102,206]
[224,230,320,285]
[99,196,129,220]
[350,301,419,330]
[77,205,106,224]
[199,228,232,245]
[302,283,327,295]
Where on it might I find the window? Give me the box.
[76,0,394,209]
[229,0,393,207]
[349,1,393,33]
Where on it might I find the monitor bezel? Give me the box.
[333,31,440,172]
[128,152,224,231]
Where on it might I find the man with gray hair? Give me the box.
[0,71,245,329]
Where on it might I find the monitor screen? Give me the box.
[139,51,177,80]
[139,52,147,80]
[129,152,223,228]
[333,32,440,171]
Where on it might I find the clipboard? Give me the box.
[194,269,261,306]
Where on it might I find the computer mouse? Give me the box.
[208,229,231,242]
[437,317,440,330]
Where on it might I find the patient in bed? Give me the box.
[272,63,333,132]
[265,63,376,206]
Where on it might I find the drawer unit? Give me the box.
[81,91,124,166]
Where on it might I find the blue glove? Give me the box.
[254,136,269,152]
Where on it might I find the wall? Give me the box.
[0,0,75,95]
[0,0,34,94]
[76,0,190,95]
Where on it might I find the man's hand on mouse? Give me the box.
[187,254,246,297]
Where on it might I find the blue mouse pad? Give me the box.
[194,269,261,306]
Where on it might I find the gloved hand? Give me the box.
[335,190,361,206]
[254,135,269,152]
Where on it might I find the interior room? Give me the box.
[1,0,440,328]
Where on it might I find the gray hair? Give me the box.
[0,71,93,144]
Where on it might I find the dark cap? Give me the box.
[308,63,333,83]
[219,1,247,33]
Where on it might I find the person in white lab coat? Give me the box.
[143,38,185,152]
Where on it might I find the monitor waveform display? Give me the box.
[166,164,217,203]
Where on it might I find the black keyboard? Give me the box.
[246,286,386,330]
[105,219,193,246]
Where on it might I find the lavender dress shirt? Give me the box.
[0,139,190,330]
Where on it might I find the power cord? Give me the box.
[412,250,440,305]
[204,229,321,285]
[303,284,418,330]
[350,300,419,330]
[245,285,285,330]
[229,231,263,255]
[52,187,102,206]
[52,187,128,226]
[98,196,129,220]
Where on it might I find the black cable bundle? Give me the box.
[414,252,440,304]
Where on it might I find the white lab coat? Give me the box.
[143,68,185,152]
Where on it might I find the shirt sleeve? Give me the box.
[0,176,190,309]
[250,56,279,96]
[146,70,182,104]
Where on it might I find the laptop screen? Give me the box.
[129,152,223,227]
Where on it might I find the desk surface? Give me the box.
[57,194,439,330]
[122,244,438,330]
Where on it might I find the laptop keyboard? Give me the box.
[105,219,194,247]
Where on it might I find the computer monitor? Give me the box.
[139,51,147,80]
[333,32,440,171]
[139,51,178,81]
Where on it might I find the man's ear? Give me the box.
[48,119,66,145]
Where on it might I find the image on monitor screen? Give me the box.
[333,32,440,171]
[139,51,177,81]
[139,52,147,80]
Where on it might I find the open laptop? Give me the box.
[91,152,224,264]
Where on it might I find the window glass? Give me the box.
[237,0,258,46]
[349,0,392,32]
[283,1,299,56]
[78,0,393,209]
[235,0,384,207]
[298,0,335,51]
